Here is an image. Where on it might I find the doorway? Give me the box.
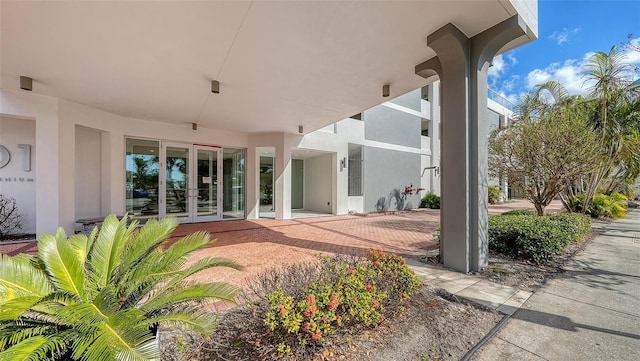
[161,143,221,222]
[125,138,245,223]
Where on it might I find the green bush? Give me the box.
[499,209,537,217]
[488,213,591,264]
[420,193,440,209]
[548,213,592,241]
[565,192,628,218]
[264,250,421,357]
[488,185,502,204]
[0,215,242,360]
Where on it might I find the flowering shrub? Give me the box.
[264,250,421,358]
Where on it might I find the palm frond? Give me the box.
[73,308,158,361]
[0,334,67,361]
[38,229,86,301]
[120,217,177,274]
[161,257,243,292]
[0,255,52,302]
[141,282,241,314]
[144,312,219,335]
[87,214,134,289]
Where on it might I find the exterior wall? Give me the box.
[363,146,421,212]
[1,89,252,235]
[297,80,514,215]
[0,116,36,234]
[75,125,102,220]
[364,103,422,148]
[388,88,421,112]
[304,154,332,213]
[1,90,61,235]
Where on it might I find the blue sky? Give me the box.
[488,0,640,103]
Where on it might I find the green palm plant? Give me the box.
[0,215,242,361]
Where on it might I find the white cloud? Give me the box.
[524,40,640,96]
[525,53,596,95]
[488,54,506,81]
[488,53,519,89]
[548,27,581,45]
[622,37,640,65]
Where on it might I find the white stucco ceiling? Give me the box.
[0,1,531,134]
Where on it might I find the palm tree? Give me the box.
[580,46,640,210]
[0,215,242,361]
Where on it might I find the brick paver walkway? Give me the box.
[0,200,562,290]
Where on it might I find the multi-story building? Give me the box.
[256,82,514,218]
[0,1,537,272]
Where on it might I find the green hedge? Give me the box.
[499,209,537,217]
[420,193,440,209]
[488,213,591,263]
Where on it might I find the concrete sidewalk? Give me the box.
[473,209,640,361]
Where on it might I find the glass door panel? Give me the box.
[193,146,221,222]
[125,138,159,223]
[223,148,245,219]
[163,145,189,221]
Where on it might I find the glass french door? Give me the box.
[192,145,222,222]
[161,143,191,221]
[160,143,222,222]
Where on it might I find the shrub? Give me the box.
[420,193,440,209]
[547,213,592,241]
[565,192,628,218]
[0,214,242,360]
[488,213,591,264]
[488,185,502,204]
[263,250,421,358]
[499,209,537,217]
[0,195,23,239]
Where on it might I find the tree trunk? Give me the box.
[534,202,545,216]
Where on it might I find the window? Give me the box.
[421,118,430,137]
[348,144,363,196]
[125,138,159,222]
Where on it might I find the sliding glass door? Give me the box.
[193,145,221,222]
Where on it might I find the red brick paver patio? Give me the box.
[0,200,563,290]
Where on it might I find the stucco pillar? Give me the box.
[415,16,527,272]
[274,142,292,220]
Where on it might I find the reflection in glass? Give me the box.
[223,148,245,219]
[165,146,189,219]
[125,138,159,222]
[197,149,218,218]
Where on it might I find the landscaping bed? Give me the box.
[161,285,502,361]
[160,213,610,361]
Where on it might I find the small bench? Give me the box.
[75,216,123,235]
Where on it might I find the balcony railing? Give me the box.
[488,88,516,112]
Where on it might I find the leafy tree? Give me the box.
[0,215,242,361]
[489,95,599,215]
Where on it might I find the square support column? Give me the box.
[416,16,528,273]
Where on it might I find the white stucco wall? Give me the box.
[304,154,332,213]
[75,125,102,219]
[1,90,61,235]
[0,116,36,234]
[2,89,254,235]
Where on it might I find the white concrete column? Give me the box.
[274,142,292,220]
[57,113,75,233]
[415,16,527,272]
[245,143,260,219]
